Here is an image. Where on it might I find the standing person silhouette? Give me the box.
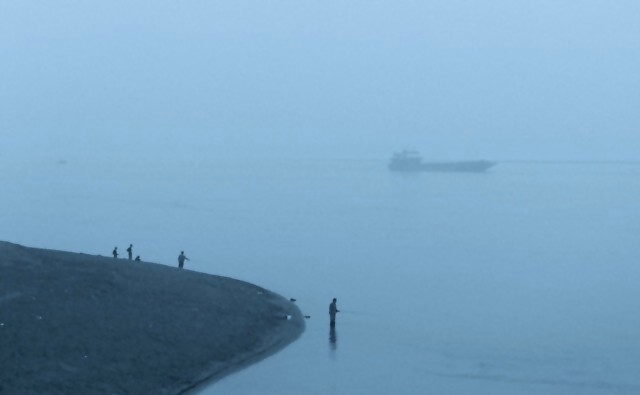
[126,244,133,260]
[112,247,118,259]
[329,298,339,327]
[178,251,190,269]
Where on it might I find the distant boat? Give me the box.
[388,150,496,172]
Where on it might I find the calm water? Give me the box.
[3,159,640,394]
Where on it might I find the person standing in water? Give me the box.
[126,244,133,260]
[329,298,339,327]
[178,251,190,269]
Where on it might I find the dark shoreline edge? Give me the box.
[0,241,305,395]
[182,329,299,395]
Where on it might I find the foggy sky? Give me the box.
[2,0,639,161]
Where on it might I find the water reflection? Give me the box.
[329,326,337,353]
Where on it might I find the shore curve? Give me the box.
[0,241,304,394]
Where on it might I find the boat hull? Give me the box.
[389,160,496,172]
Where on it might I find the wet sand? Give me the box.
[0,241,304,394]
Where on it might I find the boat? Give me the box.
[388,150,496,172]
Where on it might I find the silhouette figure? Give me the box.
[126,244,133,260]
[178,251,190,269]
[112,247,118,259]
[134,255,141,262]
[329,298,339,327]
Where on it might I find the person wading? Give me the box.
[329,298,339,327]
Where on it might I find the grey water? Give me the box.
[3,159,640,394]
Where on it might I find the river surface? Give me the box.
[3,158,639,394]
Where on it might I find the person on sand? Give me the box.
[112,247,118,259]
[329,298,339,327]
[126,244,133,260]
[178,251,190,269]
[134,255,141,262]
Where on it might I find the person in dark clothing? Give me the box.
[134,255,141,262]
[178,251,189,269]
[126,244,133,260]
[112,247,118,258]
[329,298,339,326]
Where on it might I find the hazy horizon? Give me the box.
[2,1,639,161]
[2,3,640,393]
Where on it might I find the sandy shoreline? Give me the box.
[0,241,304,394]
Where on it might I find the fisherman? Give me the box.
[329,298,339,327]
[178,251,190,269]
[112,247,118,259]
[126,244,133,260]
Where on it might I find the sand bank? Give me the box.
[0,241,304,394]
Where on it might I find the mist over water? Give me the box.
[3,1,640,393]
[3,158,639,394]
